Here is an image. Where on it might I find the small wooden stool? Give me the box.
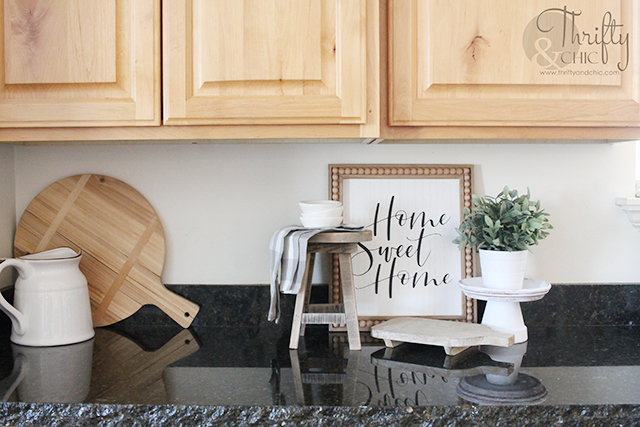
[289,230,372,351]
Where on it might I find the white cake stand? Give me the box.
[459,278,551,343]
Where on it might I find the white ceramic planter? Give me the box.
[479,249,528,290]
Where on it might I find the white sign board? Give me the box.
[330,165,474,326]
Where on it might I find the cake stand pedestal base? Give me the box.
[459,278,551,344]
[481,301,528,343]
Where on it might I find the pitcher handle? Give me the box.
[0,259,32,336]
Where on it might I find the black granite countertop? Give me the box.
[1,284,640,426]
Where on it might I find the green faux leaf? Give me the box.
[484,215,494,227]
[528,219,542,229]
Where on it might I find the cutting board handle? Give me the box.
[152,286,200,328]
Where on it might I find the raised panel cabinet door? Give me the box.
[0,0,160,127]
[389,0,640,127]
[163,0,372,126]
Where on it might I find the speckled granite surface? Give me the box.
[2,403,640,426]
[105,283,640,328]
[1,284,640,426]
[521,284,640,327]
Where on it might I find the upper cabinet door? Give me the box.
[389,0,640,127]
[0,0,160,127]
[163,0,374,127]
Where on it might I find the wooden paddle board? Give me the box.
[14,174,199,328]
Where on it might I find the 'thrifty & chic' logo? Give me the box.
[523,6,629,72]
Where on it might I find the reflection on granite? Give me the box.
[370,343,513,377]
[526,326,640,366]
[2,339,94,403]
[89,329,199,404]
[1,284,640,426]
[3,325,639,406]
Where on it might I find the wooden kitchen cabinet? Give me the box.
[0,0,638,142]
[0,0,160,128]
[162,0,379,138]
[384,0,640,139]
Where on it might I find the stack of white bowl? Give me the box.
[299,200,344,228]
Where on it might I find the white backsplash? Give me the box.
[1,140,637,286]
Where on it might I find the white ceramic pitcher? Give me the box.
[0,247,94,347]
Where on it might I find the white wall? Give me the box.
[12,140,640,285]
[0,145,15,289]
[636,140,640,196]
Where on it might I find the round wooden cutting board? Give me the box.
[14,174,199,328]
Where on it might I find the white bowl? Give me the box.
[299,200,342,213]
[300,206,344,217]
[300,216,343,228]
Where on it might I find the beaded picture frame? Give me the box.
[328,164,476,331]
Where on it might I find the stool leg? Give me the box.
[299,253,316,337]
[290,253,315,349]
[339,253,361,351]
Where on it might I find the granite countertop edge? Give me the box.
[2,402,640,427]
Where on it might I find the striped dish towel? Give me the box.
[268,225,364,323]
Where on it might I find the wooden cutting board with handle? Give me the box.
[14,174,199,328]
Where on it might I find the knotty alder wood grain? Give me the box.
[389,0,640,127]
[14,174,199,328]
[163,0,374,128]
[0,0,160,127]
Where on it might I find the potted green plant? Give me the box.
[453,186,552,289]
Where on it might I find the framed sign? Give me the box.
[329,165,475,330]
